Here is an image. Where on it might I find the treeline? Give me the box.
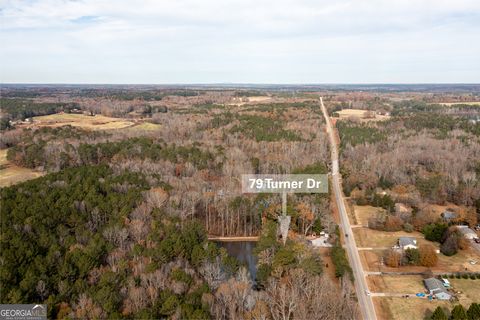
[75,89,200,100]
[331,226,353,279]
[0,98,80,121]
[7,128,218,172]
[429,303,480,320]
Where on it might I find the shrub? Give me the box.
[385,248,402,268]
[405,248,420,265]
[423,223,448,243]
[403,223,414,233]
[419,244,438,267]
[440,234,458,256]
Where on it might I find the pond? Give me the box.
[216,241,258,281]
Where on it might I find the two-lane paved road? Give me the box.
[320,97,377,320]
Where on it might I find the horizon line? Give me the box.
[2,82,480,86]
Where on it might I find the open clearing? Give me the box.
[125,122,162,131]
[337,109,369,117]
[228,96,273,106]
[449,279,480,306]
[438,102,480,106]
[353,228,430,248]
[29,113,135,130]
[436,248,480,273]
[335,109,390,121]
[0,149,43,187]
[359,250,383,271]
[368,275,425,294]
[358,241,480,273]
[375,297,451,320]
[352,205,385,225]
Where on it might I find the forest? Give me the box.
[2,86,479,319]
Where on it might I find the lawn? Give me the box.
[436,248,480,273]
[352,205,386,225]
[368,275,425,294]
[30,113,134,130]
[449,279,480,306]
[375,297,452,320]
[353,228,428,248]
[359,250,383,271]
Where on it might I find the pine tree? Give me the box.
[431,306,448,320]
[451,304,467,320]
[467,303,480,320]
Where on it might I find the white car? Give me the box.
[365,290,371,296]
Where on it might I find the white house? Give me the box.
[398,237,417,250]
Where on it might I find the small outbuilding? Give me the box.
[308,232,332,247]
[441,210,458,222]
[423,278,452,300]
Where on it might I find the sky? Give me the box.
[1,0,480,84]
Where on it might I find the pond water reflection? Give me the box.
[216,241,257,281]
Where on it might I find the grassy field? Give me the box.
[125,122,162,131]
[0,149,43,187]
[359,249,383,271]
[352,205,386,225]
[336,109,390,121]
[353,228,429,248]
[30,113,135,130]
[436,248,480,273]
[449,279,480,306]
[337,109,368,117]
[438,102,480,106]
[375,297,452,320]
[368,275,425,294]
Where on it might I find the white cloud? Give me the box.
[1,0,479,83]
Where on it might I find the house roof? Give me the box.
[399,237,417,247]
[423,278,450,296]
[457,226,478,236]
[441,211,457,219]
